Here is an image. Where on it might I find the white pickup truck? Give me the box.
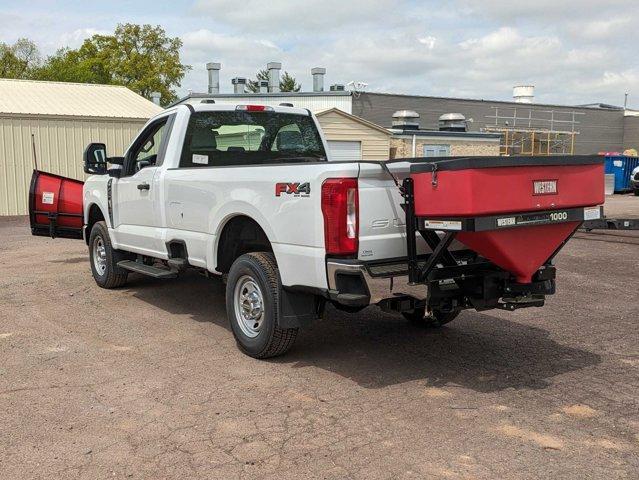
[29,102,605,358]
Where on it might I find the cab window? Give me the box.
[179,110,326,168]
[126,117,171,174]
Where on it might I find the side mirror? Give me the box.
[83,143,107,174]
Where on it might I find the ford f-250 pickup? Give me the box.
[29,102,605,358]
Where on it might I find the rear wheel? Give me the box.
[89,221,128,289]
[226,252,298,358]
[403,307,460,328]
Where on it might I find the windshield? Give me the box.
[179,110,327,167]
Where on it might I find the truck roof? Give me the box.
[164,102,311,117]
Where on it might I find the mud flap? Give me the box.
[278,288,323,329]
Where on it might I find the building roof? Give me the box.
[362,91,622,112]
[0,78,163,119]
[315,107,391,136]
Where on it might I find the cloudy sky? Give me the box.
[1,0,637,107]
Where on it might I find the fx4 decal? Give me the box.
[275,182,311,197]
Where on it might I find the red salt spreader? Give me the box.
[402,155,604,312]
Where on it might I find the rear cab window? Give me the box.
[179,110,327,168]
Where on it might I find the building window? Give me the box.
[423,144,451,157]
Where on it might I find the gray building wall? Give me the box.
[352,93,625,155]
[623,116,639,151]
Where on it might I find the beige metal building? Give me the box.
[315,108,391,161]
[0,79,162,215]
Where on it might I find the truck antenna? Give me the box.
[31,133,39,171]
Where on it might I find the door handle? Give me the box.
[137,182,150,191]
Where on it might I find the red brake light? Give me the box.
[236,104,272,112]
[321,178,359,255]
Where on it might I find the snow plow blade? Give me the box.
[29,170,84,239]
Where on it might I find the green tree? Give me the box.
[247,69,301,93]
[279,71,301,92]
[0,38,41,78]
[32,46,110,84]
[35,24,190,105]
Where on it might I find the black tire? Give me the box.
[225,252,298,359]
[88,221,128,289]
[402,307,460,328]
[634,189,639,197]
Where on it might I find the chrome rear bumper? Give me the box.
[327,260,427,306]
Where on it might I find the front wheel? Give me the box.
[225,252,298,359]
[402,307,460,328]
[88,221,128,289]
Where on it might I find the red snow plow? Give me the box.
[29,170,84,239]
[402,155,604,311]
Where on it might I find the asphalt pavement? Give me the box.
[1,214,637,479]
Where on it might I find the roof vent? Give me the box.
[311,67,326,92]
[279,102,294,107]
[438,113,467,132]
[267,62,281,93]
[206,62,221,94]
[392,110,420,130]
[330,84,345,92]
[232,77,247,94]
[513,85,535,104]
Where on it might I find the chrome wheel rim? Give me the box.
[92,235,107,276]
[233,275,264,338]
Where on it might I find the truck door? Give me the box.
[111,114,174,254]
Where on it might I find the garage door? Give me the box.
[327,141,362,162]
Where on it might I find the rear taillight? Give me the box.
[321,178,359,255]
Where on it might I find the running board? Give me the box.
[117,260,178,278]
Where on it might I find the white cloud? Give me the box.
[58,28,109,49]
[191,0,397,31]
[0,0,637,107]
[456,0,635,21]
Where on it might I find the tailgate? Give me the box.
[357,162,436,261]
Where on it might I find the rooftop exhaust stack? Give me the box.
[232,77,247,94]
[392,110,420,130]
[259,80,269,94]
[311,67,326,92]
[513,85,535,104]
[206,62,221,94]
[267,62,281,93]
[438,113,467,132]
[150,92,161,106]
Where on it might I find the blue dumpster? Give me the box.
[603,155,639,192]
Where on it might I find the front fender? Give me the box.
[83,176,111,228]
